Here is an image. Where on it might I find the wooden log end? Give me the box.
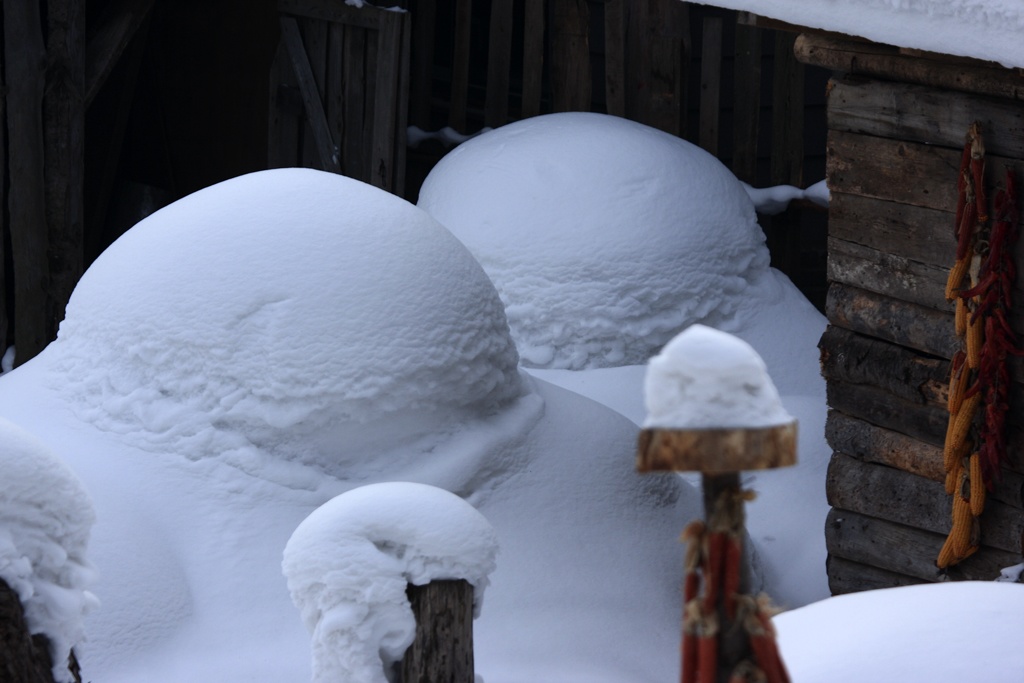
[636,422,798,474]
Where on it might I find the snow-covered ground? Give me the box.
[0,113,1020,683]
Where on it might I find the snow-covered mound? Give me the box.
[644,325,793,429]
[418,112,771,370]
[51,169,522,477]
[283,482,498,683]
[0,417,98,682]
[776,582,1024,682]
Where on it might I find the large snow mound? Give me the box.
[51,169,522,476]
[418,112,771,370]
[775,581,1024,681]
[283,482,498,683]
[0,417,98,682]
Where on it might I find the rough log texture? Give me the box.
[0,578,60,683]
[637,423,797,474]
[400,580,474,683]
[826,555,924,595]
[795,32,1024,101]
[825,508,1019,583]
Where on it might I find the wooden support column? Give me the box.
[3,0,49,365]
[43,0,86,342]
[401,579,474,683]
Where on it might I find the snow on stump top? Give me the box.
[282,482,497,683]
[418,112,771,370]
[637,325,796,474]
[0,417,98,683]
[50,169,522,476]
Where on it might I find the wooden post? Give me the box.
[400,579,474,683]
[551,0,590,113]
[0,578,74,683]
[637,424,795,683]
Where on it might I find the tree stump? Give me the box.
[400,579,474,683]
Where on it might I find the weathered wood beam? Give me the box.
[4,0,50,365]
[825,283,958,359]
[825,507,1019,582]
[0,578,62,682]
[342,24,368,182]
[297,16,328,169]
[646,0,685,137]
[827,452,1024,554]
[825,379,947,447]
[279,0,381,30]
[795,32,1024,101]
[827,78,1024,159]
[279,16,340,172]
[819,326,949,407]
[371,11,403,191]
[826,410,1024,509]
[826,555,924,595]
[409,0,435,128]
[84,0,155,107]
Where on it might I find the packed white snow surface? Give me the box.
[283,482,498,683]
[643,324,794,430]
[419,112,774,372]
[692,0,1024,69]
[0,168,703,683]
[775,582,1024,681]
[0,417,98,683]
[419,111,829,606]
[51,168,523,486]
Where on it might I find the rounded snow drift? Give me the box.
[418,112,770,369]
[53,169,522,472]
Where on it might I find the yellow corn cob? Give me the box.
[969,453,986,516]
[966,305,984,369]
[955,297,968,336]
[946,257,971,301]
[938,493,978,567]
[944,393,980,467]
[945,461,961,495]
[943,422,971,473]
[947,353,968,414]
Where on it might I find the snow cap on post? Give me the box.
[282,482,498,683]
[637,325,797,473]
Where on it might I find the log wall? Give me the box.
[804,49,1024,592]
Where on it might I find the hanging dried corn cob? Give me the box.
[938,122,1020,569]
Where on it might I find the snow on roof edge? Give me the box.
[691,1,1024,70]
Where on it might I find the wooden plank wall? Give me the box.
[269,0,411,195]
[816,73,1024,592]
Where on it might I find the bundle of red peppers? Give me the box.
[939,122,1019,568]
[680,491,790,683]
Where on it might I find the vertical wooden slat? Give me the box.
[342,24,367,181]
[551,0,590,112]
[698,16,722,153]
[44,0,85,343]
[409,0,435,128]
[448,0,472,131]
[732,21,762,184]
[4,0,49,364]
[394,13,411,197]
[0,21,7,353]
[363,27,379,179]
[268,39,301,169]
[299,16,329,168]
[371,10,401,191]
[604,0,626,117]
[625,0,649,122]
[521,0,544,119]
[326,20,345,164]
[647,0,684,136]
[484,0,514,127]
[768,30,805,275]
[280,16,340,172]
